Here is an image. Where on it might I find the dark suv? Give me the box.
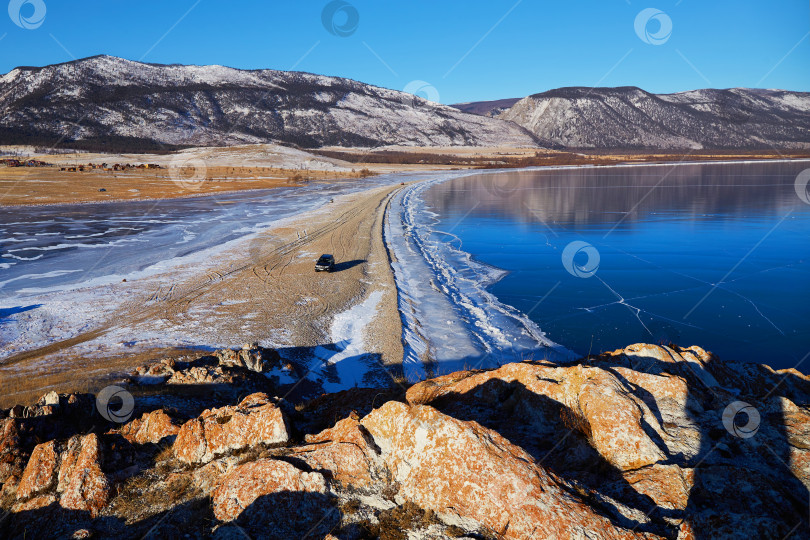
[315,254,335,272]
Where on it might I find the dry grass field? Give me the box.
[0,165,375,206]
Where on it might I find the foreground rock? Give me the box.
[56,434,110,517]
[362,401,649,539]
[0,343,807,539]
[293,417,383,489]
[15,440,58,500]
[405,344,810,538]
[13,433,110,518]
[212,458,328,521]
[174,393,289,464]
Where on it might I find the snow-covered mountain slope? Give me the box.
[498,86,810,150]
[451,98,521,117]
[0,55,538,149]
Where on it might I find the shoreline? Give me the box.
[392,160,810,374]
[3,155,809,209]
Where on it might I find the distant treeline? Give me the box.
[0,130,190,154]
[312,148,810,168]
[311,149,600,167]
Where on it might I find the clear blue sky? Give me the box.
[2,0,808,104]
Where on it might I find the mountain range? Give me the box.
[495,86,810,150]
[0,55,536,150]
[1,55,808,152]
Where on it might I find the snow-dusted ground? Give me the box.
[0,174,411,361]
[0,175,399,298]
[306,290,384,393]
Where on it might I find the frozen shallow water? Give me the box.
[0,175,409,298]
[386,171,575,380]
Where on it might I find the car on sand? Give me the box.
[315,254,335,272]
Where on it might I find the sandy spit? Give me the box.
[0,183,406,407]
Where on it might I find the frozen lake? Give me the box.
[419,160,810,371]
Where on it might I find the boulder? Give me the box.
[292,417,381,488]
[166,365,245,385]
[174,393,289,464]
[134,359,176,382]
[16,440,58,500]
[57,434,110,517]
[211,458,337,539]
[39,391,61,407]
[215,346,281,373]
[119,410,180,445]
[212,458,327,521]
[361,402,649,539]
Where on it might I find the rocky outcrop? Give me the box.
[361,401,647,539]
[292,417,382,489]
[132,359,176,384]
[0,393,100,501]
[216,344,279,373]
[12,434,111,517]
[131,346,297,387]
[404,344,810,538]
[1,343,807,539]
[173,393,289,464]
